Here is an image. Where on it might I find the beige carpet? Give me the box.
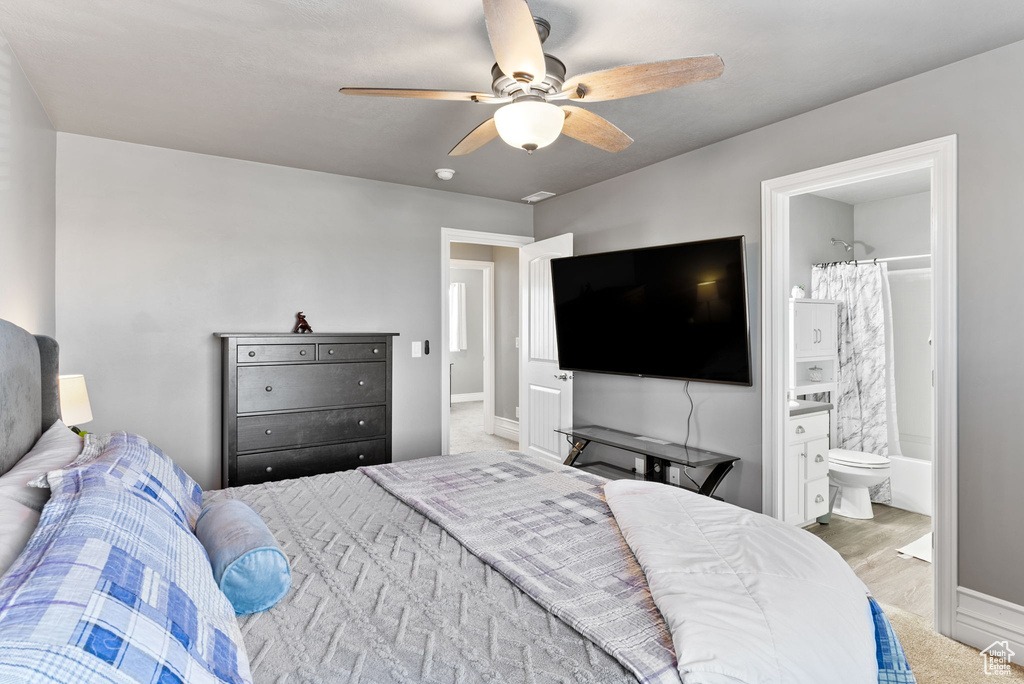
[882,602,1024,683]
[448,401,518,454]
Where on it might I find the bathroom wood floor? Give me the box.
[808,504,933,621]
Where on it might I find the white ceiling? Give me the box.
[812,168,931,205]
[2,1,1023,202]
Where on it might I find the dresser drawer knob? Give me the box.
[358,380,365,386]
[266,466,273,473]
[358,454,365,461]
[299,349,307,356]
[328,349,335,355]
[373,348,379,354]
[795,425,805,434]
[358,420,366,426]
[265,386,273,392]
[815,494,824,503]
[815,454,824,463]
[265,429,273,435]
[248,351,256,357]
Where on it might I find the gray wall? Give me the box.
[55,133,531,490]
[492,246,519,421]
[0,33,55,336]
[854,191,931,267]
[535,39,1024,606]
[449,267,484,396]
[448,242,520,422]
[789,194,854,293]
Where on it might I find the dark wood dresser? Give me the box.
[216,332,398,487]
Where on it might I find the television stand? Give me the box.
[554,425,739,498]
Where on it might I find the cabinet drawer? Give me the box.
[236,439,386,485]
[788,413,829,443]
[804,437,830,480]
[237,406,386,451]
[238,344,315,363]
[319,343,385,362]
[238,362,386,412]
[804,477,830,519]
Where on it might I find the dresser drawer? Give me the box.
[788,413,829,443]
[236,439,386,485]
[238,344,315,363]
[237,406,386,451]
[804,477,830,519]
[238,362,386,412]
[319,343,385,362]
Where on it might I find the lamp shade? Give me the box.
[59,374,93,426]
[494,100,565,152]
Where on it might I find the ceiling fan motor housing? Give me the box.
[490,54,566,98]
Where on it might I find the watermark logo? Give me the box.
[981,641,1015,676]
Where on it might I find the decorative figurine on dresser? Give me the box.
[215,331,398,486]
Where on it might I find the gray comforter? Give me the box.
[205,466,637,684]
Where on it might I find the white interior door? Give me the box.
[519,233,573,461]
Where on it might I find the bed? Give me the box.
[0,318,915,683]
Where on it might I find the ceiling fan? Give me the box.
[340,0,724,156]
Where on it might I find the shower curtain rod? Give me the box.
[816,253,931,267]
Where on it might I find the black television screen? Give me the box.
[550,236,752,385]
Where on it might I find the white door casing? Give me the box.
[519,234,573,461]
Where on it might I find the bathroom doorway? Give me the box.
[761,137,957,636]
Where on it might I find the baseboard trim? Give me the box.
[451,392,484,404]
[954,587,1024,654]
[493,416,519,443]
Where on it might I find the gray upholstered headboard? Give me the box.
[0,319,61,476]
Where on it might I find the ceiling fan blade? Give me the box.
[482,0,546,84]
[560,106,633,153]
[340,87,494,102]
[563,55,724,102]
[449,118,500,156]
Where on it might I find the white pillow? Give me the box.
[0,497,39,577]
[0,420,84,512]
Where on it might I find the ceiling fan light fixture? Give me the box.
[494,99,565,152]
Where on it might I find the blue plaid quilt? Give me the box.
[872,598,917,683]
[0,434,251,684]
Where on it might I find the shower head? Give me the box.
[831,238,853,252]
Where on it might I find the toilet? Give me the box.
[828,449,891,520]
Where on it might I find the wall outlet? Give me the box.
[411,341,422,358]
[515,406,519,419]
[668,466,681,486]
[634,457,645,475]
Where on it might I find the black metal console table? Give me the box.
[555,425,739,498]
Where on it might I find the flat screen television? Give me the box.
[550,236,752,385]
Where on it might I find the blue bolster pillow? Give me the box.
[196,499,291,615]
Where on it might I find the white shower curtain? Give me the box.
[811,262,900,504]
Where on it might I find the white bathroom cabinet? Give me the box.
[785,410,832,525]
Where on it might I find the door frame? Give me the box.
[449,259,495,433]
[760,136,958,636]
[441,228,533,454]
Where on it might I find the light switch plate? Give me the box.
[411,341,422,358]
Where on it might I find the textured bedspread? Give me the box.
[204,467,636,684]
[362,451,678,684]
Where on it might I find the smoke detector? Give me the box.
[521,191,556,204]
[435,168,455,181]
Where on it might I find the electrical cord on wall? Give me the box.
[681,381,700,490]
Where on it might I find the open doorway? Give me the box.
[441,229,533,455]
[761,136,958,636]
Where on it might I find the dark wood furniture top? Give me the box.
[555,425,740,498]
[217,332,398,487]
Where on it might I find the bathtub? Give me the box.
[889,452,932,516]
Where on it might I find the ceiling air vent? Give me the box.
[521,191,556,204]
